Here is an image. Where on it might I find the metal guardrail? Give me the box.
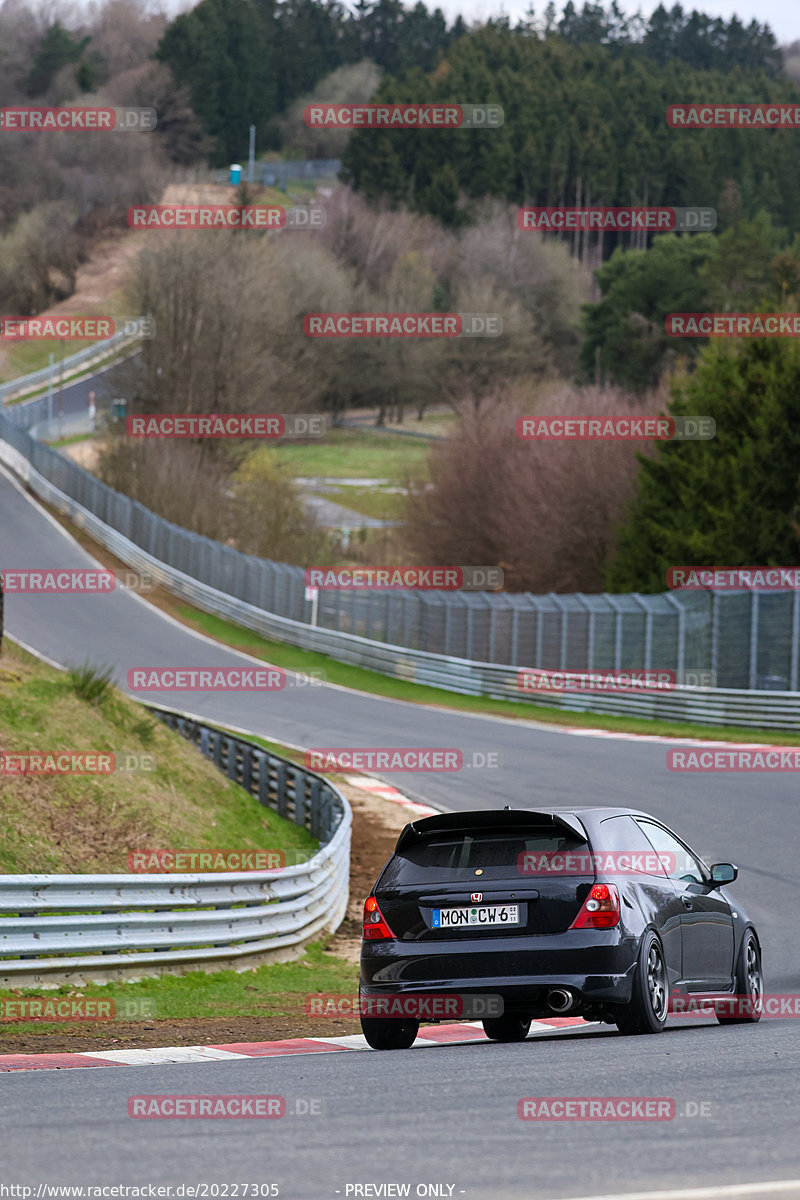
[1,400,797,725]
[0,430,795,729]
[0,330,138,406]
[0,708,350,984]
[2,403,797,692]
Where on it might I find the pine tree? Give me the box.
[606,337,800,591]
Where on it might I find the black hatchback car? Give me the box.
[359,806,763,1049]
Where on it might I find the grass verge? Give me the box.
[269,427,429,480]
[0,943,361,1049]
[0,639,318,873]
[174,606,800,746]
[321,483,405,521]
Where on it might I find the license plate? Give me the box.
[432,904,520,929]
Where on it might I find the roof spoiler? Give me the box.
[394,808,588,854]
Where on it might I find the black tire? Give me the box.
[360,1016,419,1050]
[482,1014,532,1042]
[717,929,763,1025]
[615,930,669,1035]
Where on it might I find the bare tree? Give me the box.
[231,450,332,565]
[275,61,382,159]
[85,0,166,77]
[126,231,362,418]
[0,201,81,310]
[404,384,654,593]
[95,438,233,541]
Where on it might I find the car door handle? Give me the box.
[681,897,693,910]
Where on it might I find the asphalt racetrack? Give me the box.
[1,463,799,1200]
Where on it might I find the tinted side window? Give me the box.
[636,821,706,885]
[598,815,670,878]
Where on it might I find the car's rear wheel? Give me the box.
[360,1016,419,1049]
[717,929,763,1024]
[482,1014,532,1042]
[615,930,669,1035]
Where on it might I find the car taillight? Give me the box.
[569,883,620,929]
[363,895,395,940]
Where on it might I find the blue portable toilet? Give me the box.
[230,163,242,185]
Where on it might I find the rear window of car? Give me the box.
[387,828,589,882]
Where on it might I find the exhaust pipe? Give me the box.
[547,988,576,1013]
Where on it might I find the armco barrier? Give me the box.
[0,710,350,986]
[0,330,139,406]
[0,412,798,727]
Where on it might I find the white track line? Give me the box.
[84,1046,249,1065]
[557,1181,800,1200]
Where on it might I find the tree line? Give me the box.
[342,25,800,245]
[156,0,467,164]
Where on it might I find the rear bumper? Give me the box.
[360,929,639,1013]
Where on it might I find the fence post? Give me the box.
[309,777,322,837]
[631,593,651,670]
[606,595,624,670]
[749,591,759,689]
[256,752,269,806]
[792,591,800,692]
[548,595,568,668]
[241,744,253,794]
[575,593,591,669]
[226,737,239,781]
[664,593,686,675]
[276,762,288,818]
[532,599,543,667]
[711,590,720,684]
[295,770,309,828]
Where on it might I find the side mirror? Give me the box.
[710,862,737,886]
